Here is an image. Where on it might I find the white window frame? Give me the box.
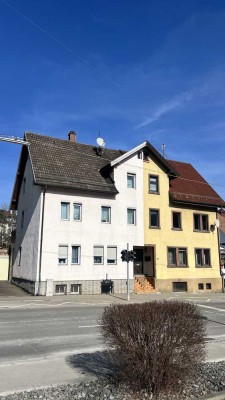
[107,246,117,265]
[73,203,82,221]
[127,208,136,225]
[101,206,111,224]
[94,246,104,264]
[71,245,81,264]
[58,245,68,265]
[127,173,136,189]
[70,284,81,294]
[55,284,67,295]
[61,202,70,220]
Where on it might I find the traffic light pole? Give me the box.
[127,242,130,301]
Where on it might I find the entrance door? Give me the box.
[134,248,143,275]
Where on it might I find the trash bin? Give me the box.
[101,279,113,294]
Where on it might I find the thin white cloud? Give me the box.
[136,91,194,129]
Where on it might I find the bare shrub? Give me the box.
[100,301,206,397]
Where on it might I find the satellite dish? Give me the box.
[96,137,105,147]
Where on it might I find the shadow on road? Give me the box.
[66,350,115,378]
[202,315,225,327]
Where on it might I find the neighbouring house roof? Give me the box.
[167,160,225,208]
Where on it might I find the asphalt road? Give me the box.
[0,306,103,361]
[1,293,225,394]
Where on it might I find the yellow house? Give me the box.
[134,143,225,293]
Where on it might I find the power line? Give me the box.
[0,0,119,87]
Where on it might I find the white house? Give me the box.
[10,131,150,296]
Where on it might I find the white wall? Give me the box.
[12,158,42,281]
[40,153,144,282]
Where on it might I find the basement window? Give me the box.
[55,284,67,295]
[71,284,81,294]
[198,283,204,290]
[206,283,212,290]
[172,282,187,292]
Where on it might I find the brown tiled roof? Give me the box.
[25,132,124,195]
[168,160,225,208]
[10,133,126,209]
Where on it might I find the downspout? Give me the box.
[37,185,47,295]
[216,211,223,293]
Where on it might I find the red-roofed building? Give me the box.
[10,132,225,295]
[143,154,225,293]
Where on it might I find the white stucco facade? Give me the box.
[12,158,42,290]
[12,151,144,295]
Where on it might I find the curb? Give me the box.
[199,391,225,400]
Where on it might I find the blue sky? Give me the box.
[1,0,225,205]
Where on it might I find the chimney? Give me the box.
[68,131,76,142]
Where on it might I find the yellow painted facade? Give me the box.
[0,253,9,281]
[143,154,222,293]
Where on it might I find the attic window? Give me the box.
[143,151,149,161]
[137,151,142,159]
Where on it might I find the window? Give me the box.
[58,245,68,264]
[21,211,24,229]
[71,284,81,294]
[195,249,211,267]
[127,173,136,189]
[18,246,22,266]
[127,208,136,225]
[168,247,188,266]
[94,246,104,264]
[71,246,80,264]
[149,175,159,193]
[101,206,111,223]
[172,282,187,292]
[206,283,211,290]
[172,212,181,229]
[73,203,82,221]
[143,151,149,161]
[193,214,209,231]
[55,284,67,294]
[149,209,160,228]
[61,202,69,220]
[198,283,204,290]
[107,246,117,264]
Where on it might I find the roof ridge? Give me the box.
[25,131,125,153]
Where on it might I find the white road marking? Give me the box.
[0,301,111,310]
[198,304,225,313]
[78,325,100,328]
[0,333,101,346]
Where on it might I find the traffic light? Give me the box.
[128,250,136,262]
[121,249,128,262]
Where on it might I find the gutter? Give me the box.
[37,185,47,295]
